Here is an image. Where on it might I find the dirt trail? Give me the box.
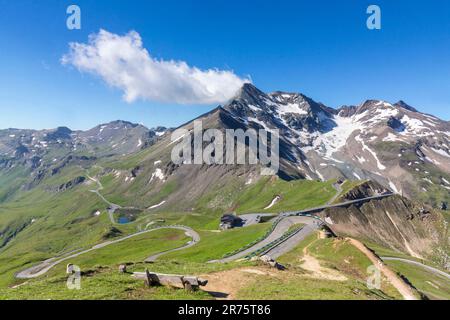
[201,267,275,300]
[346,238,420,300]
[300,235,347,281]
[300,254,348,281]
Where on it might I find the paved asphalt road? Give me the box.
[213,193,394,263]
[16,192,394,278]
[262,223,320,259]
[87,174,121,224]
[15,226,198,279]
[144,227,201,262]
[87,173,142,225]
[211,216,319,263]
[381,257,450,280]
[280,193,393,216]
[239,213,276,227]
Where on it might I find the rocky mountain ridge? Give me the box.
[1,83,449,207]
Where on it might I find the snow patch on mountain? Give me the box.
[383,132,404,142]
[264,195,281,209]
[248,117,272,132]
[401,115,427,131]
[315,169,325,181]
[431,147,450,158]
[277,103,308,115]
[150,168,165,183]
[353,172,362,179]
[355,155,367,164]
[302,115,362,159]
[355,135,386,170]
[149,200,166,209]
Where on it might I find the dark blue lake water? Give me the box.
[118,217,130,224]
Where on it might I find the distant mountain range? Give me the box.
[1,83,449,208]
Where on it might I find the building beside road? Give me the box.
[219,214,243,230]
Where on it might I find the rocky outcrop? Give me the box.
[56,176,86,192]
[102,227,123,239]
[0,220,32,249]
[341,180,389,201]
[45,127,72,141]
[51,156,96,176]
[320,195,448,263]
[131,166,141,178]
[14,145,30,158]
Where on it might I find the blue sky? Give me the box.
[0,0,449,130]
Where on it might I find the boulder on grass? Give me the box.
[259,255,286,270]
[118,264,127,273]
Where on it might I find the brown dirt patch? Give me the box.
[201,267,279,300]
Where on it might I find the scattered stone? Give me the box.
[259,255,286,270]
[66,264,74,274]
[319,225,335,238]
[118,264,127,273]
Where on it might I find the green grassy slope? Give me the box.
[2,141,446,300]
[365,241,450,300]
[0,223,269,299]
[237,234,402,300]
[233,177,336,213]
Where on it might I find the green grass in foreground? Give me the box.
[0,227,219,300]
[0,267,212,300]
[239,233,403,300]
[2,228,189,289]
[0,221,269,299]
[236,275,391,300]
[0,188,113,288]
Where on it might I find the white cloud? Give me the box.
[62,29,250,104]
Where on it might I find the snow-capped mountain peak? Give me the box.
[223,84,449,205]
